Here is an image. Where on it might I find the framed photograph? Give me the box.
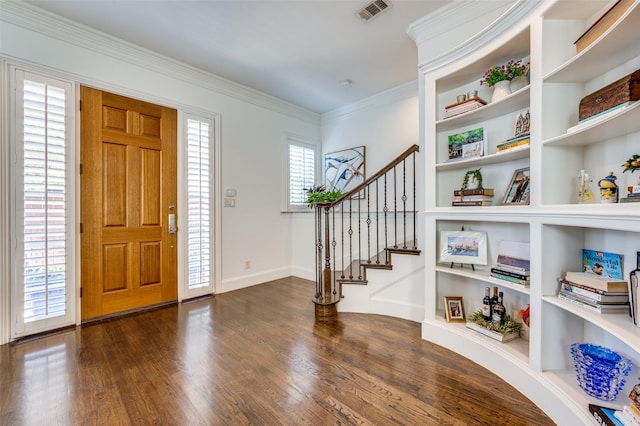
[439,230,488,265]
[444,296,466,322]
[324,146,365,194]
[447,127,485,161]
[502,167,531,205]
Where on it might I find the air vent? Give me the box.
[357,0,392,22]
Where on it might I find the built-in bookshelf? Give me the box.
[416,1,640,424]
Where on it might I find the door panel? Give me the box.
[81,87,177,320]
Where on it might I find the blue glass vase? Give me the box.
[570,343,633,401]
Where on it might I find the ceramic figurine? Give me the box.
[598,172,619,203]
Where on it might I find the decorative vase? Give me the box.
[598,172,619,203]
[510,76,527,92]
[491,80,511,103]
[467,176,479,190]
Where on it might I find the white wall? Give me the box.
[0,1,321,343]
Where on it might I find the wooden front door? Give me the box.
[80,87,177,320]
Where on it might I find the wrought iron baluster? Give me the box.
[393,165,398,249]
[331,206,337,295]
[366,184,371,264]
[348,198,353,279]
[375,179,380,264]
[402,158,407,249]
[383,173,388,264]
[315,205,323,299]
[412,151,417,249]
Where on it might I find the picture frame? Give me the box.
[512,109,530,138]
[447,127,485,161]
[444,296,466,322]
[502,167,531,205]
[439,230,488,265]
[324,146,365,195]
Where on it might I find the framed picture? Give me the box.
[439,230,488,265]
[444,296,466,322]
[502,167,531,205]
[447,127,485,161]
[324,146,365,194]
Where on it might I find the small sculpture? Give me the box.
[598,172,619,203]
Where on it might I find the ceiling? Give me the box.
[25,0,450,114]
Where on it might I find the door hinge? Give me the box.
[79,99,82,111]
[79,163,83,175]
[80,287,83,298]
[79,223,83,233]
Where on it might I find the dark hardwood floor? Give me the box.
[0,277,555,425]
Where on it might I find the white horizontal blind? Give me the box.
[288,141,316,208]
[186,118,211,291]
[13,70,75,335]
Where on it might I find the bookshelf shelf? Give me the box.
[417,0,640,423]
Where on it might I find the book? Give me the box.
[622,406,640,426]
[444,96,488,111]
[452,195,493,202]
[629,404,640,422]
[560,280,629,303]
[491,272,530,286]
[491,267,530,281]
[621,197,640,203]
[558,292,629,314]
[453,188,494,196]
[582,249,624,279]
[559,288,628,306]
[497,138,530,152]
[589,404,625,426]
[567,102,635,133]
[494,263,530,275]
[495,241,530,270]
[451,200,492,206]
[565,271,628,292]
[574,0,634,53]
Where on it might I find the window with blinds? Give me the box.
[186,117,212,291]
[13,70,75,335]
[288,140,316,209]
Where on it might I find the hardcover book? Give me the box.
[560,280,629,303]
[589,403,625,426]
[564,271,628,293]
[582,249,624,279]
[495,241,530,270]
[453,188,494,196]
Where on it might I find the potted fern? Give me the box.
[305,185,344,208]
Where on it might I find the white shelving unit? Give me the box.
[416,1,640,424]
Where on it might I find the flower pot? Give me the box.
[491,80,511,103]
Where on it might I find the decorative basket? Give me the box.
[570,343,633,401]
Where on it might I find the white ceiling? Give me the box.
[25,0,450,114]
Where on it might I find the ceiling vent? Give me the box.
[357,0,392,22]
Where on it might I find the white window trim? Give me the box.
[179,112,221,300]
[284,134,320,212]
[9,67,77,338]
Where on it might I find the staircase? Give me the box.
[313,144,421,320]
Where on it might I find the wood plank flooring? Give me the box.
[0,277,555,425]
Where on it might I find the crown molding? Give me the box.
[321,80,418,125]
[0,0,320,125]
[407,0,544,74]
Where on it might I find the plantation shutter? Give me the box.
[186,117,212,292]
[13,70,75,336]
[289,142,316,207]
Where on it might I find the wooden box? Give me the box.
[579,70,640,122]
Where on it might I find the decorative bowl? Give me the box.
[570,343,633,401]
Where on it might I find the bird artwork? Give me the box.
[324,146,365,193]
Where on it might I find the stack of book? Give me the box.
[443,97,487,119]
[497,132,530,152]
[558,271,629,314]
[451,188,494,207]
[621,190,640,203]
[490,241,530,286]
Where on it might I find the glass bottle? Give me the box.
[491,286,499,318]
[577,169,594,204]
[630,251,640,326]
[482,287,491,322]
[492,291,506,325]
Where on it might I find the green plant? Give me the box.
[622,154,640,173]
[480,59,529,87]
[305,185,344,208]
[459,168,483,197]
[468,310,523,335]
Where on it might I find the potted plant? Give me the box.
[480,59,529,102]
[305,185,344,208]
[459,168,483,197]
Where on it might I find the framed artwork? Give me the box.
[512,109,530,138]
[444,296,466,323]
[502,167,531,205]
[447,127,485,161]
[324,146,365,194]
[439,230,488,265]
